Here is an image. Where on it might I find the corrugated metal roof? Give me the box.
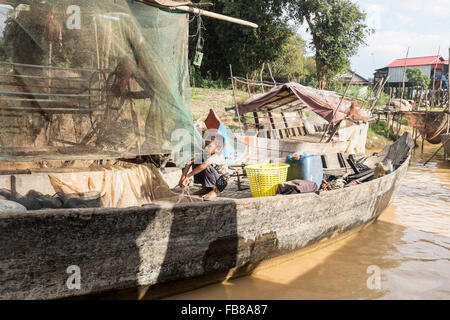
[347,69,369,83]
[385,56,447,68]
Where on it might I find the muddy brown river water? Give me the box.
[168,147,450,300]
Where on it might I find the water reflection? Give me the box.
[169,149,450,300]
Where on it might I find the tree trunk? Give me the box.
[305,14,328,90]
[316,58,327,89]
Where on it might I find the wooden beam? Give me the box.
[281,112,290,138]
[137,1,258,28]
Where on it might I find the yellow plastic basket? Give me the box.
[244,163,290,197]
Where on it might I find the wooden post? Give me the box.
[447,46,450,113]
[396,113,403,137]
[418,87,424,110]
[267,111,276,139]
[267,63,277,87]
[386,112,391,138]
[47,42,52,92]
[230,65,246,134]
[260,63,265,93]
[236,80,248,131]
[253,112,260,129]
[246,74,252,96]
[372,76,389,112]
[400,47,410,102]
[421,135,425,155]
[431,46,441,108]
[281,112,290,138]
[93,16,102,88]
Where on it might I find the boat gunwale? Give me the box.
[0,154,412,220]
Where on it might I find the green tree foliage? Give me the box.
[270,34,316,83]
[406,67,430,90]
[287,0,373,89]
[190,0,292,80]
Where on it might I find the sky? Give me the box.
[297,0,450,80]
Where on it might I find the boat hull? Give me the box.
[404,111,449,144]
[442,134,450,157]
[0,152,410,300]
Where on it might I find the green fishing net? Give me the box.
[0,0,201,164]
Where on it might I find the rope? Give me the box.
[188,9,205,53]
[176,185,195,204]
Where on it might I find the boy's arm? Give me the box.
[179,159,194,188]
[186,161,210,179]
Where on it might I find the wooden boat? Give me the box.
[442,134,450,156]
[0,133,414,299]
[0,1,394,301]
[403,111,449,144]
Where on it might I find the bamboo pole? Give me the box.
[320,71,356,142]
[431,46,441,108]
[400,47,410,102]
[234,76,280,87]
[176,5,258,28]
[230,65,245,134]
[142,1,258,28]
[93,16,102,88]
[419,49,442,155]
[267,63,276,87]
[260,63,265,93]
[245,74,252,96]
[370,76,389,112]
[47,42,52,93]
[0,60,107,73]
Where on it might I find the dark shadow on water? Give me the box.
[167,219,450,300]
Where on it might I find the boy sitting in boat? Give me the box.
[178,133,230,200]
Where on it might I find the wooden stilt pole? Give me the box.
[386,112,390,138]
[421,136,425,155]
[430,46,441,108]
[396,113,403,137]
[447,46,450,114]
[424,139,450,165]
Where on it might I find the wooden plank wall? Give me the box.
[253,111,307,139]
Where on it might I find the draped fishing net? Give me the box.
[0,0,201,164]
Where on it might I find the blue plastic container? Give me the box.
[286,152,324,188]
